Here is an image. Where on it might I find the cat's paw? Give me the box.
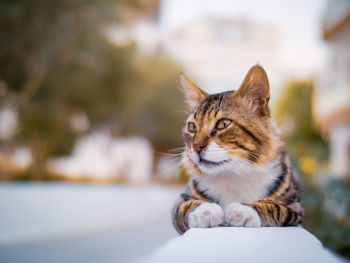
[188,202,224,228]
[224,203,261,227]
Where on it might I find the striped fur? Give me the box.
[172,65,304,234]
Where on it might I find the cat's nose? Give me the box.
[193,143,206,153]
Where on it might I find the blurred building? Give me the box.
[108,0,285,103]
[315,0,350,177]
[160,17,282,96]
[108,20,161,53]
[107,0,161,53]
[50,132,153,183]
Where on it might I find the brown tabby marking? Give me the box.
[172,65,304,234]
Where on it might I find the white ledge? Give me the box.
[136,227,344,263]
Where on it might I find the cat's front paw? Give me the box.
[224,203,261,227]
[188,202,224,228]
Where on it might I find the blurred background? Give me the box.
[0,0,349,262]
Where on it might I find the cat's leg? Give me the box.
[246,201,304,226]
[224,202,262,227]
[172,179,225,234]
[172,198,202,234]
[172,198,224,234]
[187,202,224,228]
[224,201,303,227]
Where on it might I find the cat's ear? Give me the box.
[180,73,208,111]
[235,65,270,115]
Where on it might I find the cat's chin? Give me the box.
[197,160,234,176]
[198,157,231,167]
[184,153,255,177]
[196,156,256,177]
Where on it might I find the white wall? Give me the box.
[315,25,350,121]
[161,18,283,100]
[329,124,350,177]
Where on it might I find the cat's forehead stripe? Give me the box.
[196,90,235,119]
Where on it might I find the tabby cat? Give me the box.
[172,65,304,234]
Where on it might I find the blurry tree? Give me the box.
[121,56,185,150]
[0,0,183,180]
[274,81,328,164]
[0,0,132,180]
[303,175,350,258]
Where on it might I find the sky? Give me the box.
[160,0,329,77]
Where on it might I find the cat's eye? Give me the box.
[216,119,232,130]
[187,122,197,133]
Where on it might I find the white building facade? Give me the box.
[316,0,350,177]
[160,17,284,104]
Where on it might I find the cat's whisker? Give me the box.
[222,145,260,157]
[228,158,254,171]
[155,151,184,158]
[229,151,259,161]
[170,146,186,150]
[169,147,186,153]
[159,152,187,180]
[221,146,261,161]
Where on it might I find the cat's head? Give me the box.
[181,65,278,176]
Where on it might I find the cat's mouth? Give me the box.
[198,157,230,167]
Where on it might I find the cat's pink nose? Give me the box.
[194,143,206,153]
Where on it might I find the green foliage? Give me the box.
[120,56,185,150]
[302,175,350,258]
[274,81,328,163]
[0,0,135,180]
[0,0,118,92]
[0,0,184,180]
[275,81,315,136]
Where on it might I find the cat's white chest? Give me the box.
[196,167,275,207]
